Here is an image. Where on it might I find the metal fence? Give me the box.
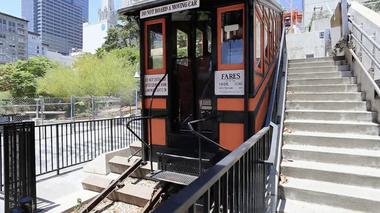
[1,122,36,212]
[0,95,141,124]
[34,116,142,176]
[0,116,142,191]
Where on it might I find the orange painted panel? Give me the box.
[249,65,275,111]
[148,118,166,146]
[144,98,167,110]
[217,98,245,111]
[220,123,244,151]
[255,89,270,132]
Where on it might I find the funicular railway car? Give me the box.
[119,0,283,183]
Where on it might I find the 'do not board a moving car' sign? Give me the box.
[140,0,200,19]
[144,74,168,96]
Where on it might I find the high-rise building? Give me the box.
[22,0,88,55]
[0,12,28,64]
[83,0,117,53]
[74,0,90,23]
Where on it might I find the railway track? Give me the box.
[79,158,170,213]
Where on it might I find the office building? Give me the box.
[0,12,28,64]
[27,31,47,58]
[22,0,88,55]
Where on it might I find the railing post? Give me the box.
[56,125,60,175]
[371,33,376,74]
[41,97,45,125]
[341,0,349,41]
[70,96,74,121]
[91,96,95,120]
[35,98,39,120]
[110,119,114,151]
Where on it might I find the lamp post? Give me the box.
[134,66,140,115]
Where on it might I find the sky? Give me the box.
[0,0,303,21]
[0,0,123,23]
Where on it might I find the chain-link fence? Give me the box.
[0,94,141,125]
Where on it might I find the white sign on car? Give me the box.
[140,0,200,19]
[144,74,168,96]
[215,70,245,96]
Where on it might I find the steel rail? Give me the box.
[80,158,143,213]
[349,48,380,97]
[349,17,380,51]
[350,34,380,69]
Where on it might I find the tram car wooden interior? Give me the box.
[119,0,283,176]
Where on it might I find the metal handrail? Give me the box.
[349,49,380,97]
[187,116,230,175]
[349,17,380,51]
[265,27,286,126]
[126,114,167,162]
[348,17,380,97]
[153,126,271,213]
[350,34,380,69]
[187,117,230,153]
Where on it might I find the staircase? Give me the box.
[279,57,380,213]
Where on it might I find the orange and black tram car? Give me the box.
[119,0,283,176]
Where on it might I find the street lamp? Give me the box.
[134,64,140,115]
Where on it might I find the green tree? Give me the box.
[103,16,139,51]
[0,56,57,97]
[38,48,139,101]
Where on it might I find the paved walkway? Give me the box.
[0,166,97,213]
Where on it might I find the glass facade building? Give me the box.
[22,0,89,55]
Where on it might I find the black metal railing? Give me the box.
[187,117,230,175]
[34,116,141,176]
[153,126,272,213]
[1,122,37,213]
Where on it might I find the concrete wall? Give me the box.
[287,17,333,60]
[349,1,380,80]
[287,31,326,59]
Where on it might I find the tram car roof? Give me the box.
[118,0,283,17]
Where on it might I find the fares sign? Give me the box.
[140,0,200,19]
[215,70,245,96]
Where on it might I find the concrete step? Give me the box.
[286,92,363,101]
[109,156,158,178]
[287,84,359,93]
[283,132,380,150]
[286,101,368,111]
[280,177,380,212]
[285,110,374,122]
[82,174,113,192]
[129,141,142,157]
[278,199,363,213]
[81,175,157,207]
[287,77,356,86]
[288,71,352,80]
[288,65,350,73]
[282,160,380,190]
[288,60,347,68]
[289,57,344,63]
[283,144,380,169]
[284,120,380,135]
